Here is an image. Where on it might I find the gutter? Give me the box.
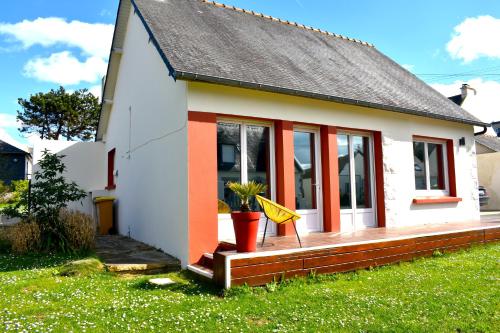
[176,71,490,128]
[474,126,488,136]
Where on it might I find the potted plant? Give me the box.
[227,181,267,252]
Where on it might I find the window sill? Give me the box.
[412,196,462,205]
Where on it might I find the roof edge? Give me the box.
[200,0,374,47]
[177,71,490,127]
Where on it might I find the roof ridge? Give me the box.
[200,0,374,47]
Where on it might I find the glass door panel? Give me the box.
[246,125,271,211]
[339,133,376,232]
[294,131,317,210]
[352,136,372,209]
[294,129,322,234]
[337,134,352,209]
[217,122,241,211]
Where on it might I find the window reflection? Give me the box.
[337,134,351,209]
[294,131,316,210]
[353,136,372,209]
[413,141,426,190]
[428,143,445,190]
[247,125,271,211]
[217,123,241,211]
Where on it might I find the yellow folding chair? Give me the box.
[255,195,302,248]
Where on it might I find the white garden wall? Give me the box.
[188,82,480,227]
[32,140,106,215]
[102,9,189,265]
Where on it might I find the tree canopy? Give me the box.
[17,86,100,141]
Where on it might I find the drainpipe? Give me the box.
[474,126,488,136]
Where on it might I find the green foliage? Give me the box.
[0,180,9,197]
[227,181,267,212]
[17,86,100,141]
[59,258,104,277]
[0,180,29,216]
[0,244,498,332]
[2,151,86,252]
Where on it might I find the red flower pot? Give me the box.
[231,211,261,252]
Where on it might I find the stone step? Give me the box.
[96,235,181,275]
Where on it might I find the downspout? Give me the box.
[474,126,488,136]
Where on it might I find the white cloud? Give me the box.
[0,17,113,86]
[23,51,108,85]
[89,85,102,100]
[0,113,18,128]
[431,78,500,133]
[447,15,500,62]
[0,17,113,59]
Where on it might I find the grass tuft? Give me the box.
[58,258,104,277]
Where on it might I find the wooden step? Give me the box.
[187,264,214,280]
[216,241,237,252]
[199,253,214,270]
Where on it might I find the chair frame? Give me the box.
[261,211,302,248]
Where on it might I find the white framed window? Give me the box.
[413,138,449,195]
[216,119,276,214]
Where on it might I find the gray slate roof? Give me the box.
[132,0,486,126]
[475,135,500,152]
[0,140,27,155]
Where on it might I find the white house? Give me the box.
[77,0,489,269]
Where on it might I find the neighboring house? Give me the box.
[0,139,31,185]
[475,135,500,211]
[88,0,488,267]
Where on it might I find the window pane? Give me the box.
[353,136,372,208]
[217,123,241,211]
[428,143,445,190]
[246,125,271,211]
[294,131,316,210]
[337,134,351,209]
[413,141,426,190]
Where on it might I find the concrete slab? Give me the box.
[96,235,181,274]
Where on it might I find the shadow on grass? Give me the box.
[0,251,95,272]
[132,270,224,297]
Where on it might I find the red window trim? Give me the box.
[106,148,116,190]
[412,135,458,204]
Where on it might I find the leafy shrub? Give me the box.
[7,221,42,254]
[0,180,9,201]
[3,151,86,252]
[59,209,96,251]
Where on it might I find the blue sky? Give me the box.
[1,0,499,147]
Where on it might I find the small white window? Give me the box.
[413,140,448,194]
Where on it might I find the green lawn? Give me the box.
[1,244,499,333]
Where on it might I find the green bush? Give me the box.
[2,151,86,252]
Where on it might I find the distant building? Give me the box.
[0,140,31,184]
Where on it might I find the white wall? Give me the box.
[102,10,189,265]
[188,82,480,227]
[477,152,500,211]
[32,140,106,215]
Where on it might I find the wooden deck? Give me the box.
[212,219,500,288]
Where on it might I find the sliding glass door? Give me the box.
[217,120,276,240]
[338,133,376,232]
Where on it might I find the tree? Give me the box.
[17,86,100,141]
